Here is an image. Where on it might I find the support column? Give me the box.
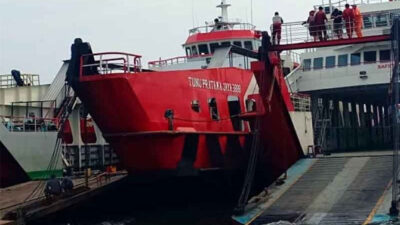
[342,101,351,151]
[358,103,367,149]
[331,99,341,151]
[69,108,83,169]
[365,104,373,149]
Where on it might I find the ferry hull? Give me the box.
[75,66,302,180]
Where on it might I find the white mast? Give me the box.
[217,0,231,22]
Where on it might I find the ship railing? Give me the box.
[282,51,301,64]
[290,93,311,112]
[316,0,392,12]
[148,56,188,68]
[148,54,213,68]
[189,22,256,35]
[275,11,393,46]
[0,74,40,88]
[0,115,59,132]
[80,52,142,77]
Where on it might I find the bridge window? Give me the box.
[338,54,348,67]
[364,51,377,63]
[233,41,242,47]
[185,47,192,57]
[191,46,198,56]
[326,56,336,68]
[363,16,373,29]
[244,41,253,50]
[208,98,219,121]
[199,44,209,55]
[351,53,361,65]
[313,58,323,69]
[380,50,391,61]
[303,59,311,71]
[228,96,243,131]
[210,43,220,53]
[375,14,388,27]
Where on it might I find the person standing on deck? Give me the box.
[303,10,317,41]
[331,8,343,39]
[272,12,283,45]
[343,4,355,38]
[353,5,363,38]
[315,7,328,41]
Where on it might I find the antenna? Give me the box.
[191,0,195,27]
[251,0,254,25]
[217,0,231,22]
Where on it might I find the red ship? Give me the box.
[66,0,303,203]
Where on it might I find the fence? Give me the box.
[80,52,142,76]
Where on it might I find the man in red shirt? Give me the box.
[314,6,328,41]
[342,4,355,38]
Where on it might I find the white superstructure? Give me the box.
[286,0,399,96]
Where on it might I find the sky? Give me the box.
[0,0,321,84]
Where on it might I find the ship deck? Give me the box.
[233,151,395,225]
[0,173,127,224]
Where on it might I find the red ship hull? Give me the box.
[66,39,303,192]
[75,65,301,177]
[78,68,254,173]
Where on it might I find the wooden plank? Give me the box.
[0,173,127,221]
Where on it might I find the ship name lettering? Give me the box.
[378,63,393,69]
[188,77,241,93]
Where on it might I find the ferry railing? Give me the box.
[290,93,311,112]
[189,22,256,35]
[316,0,392,12]
[80,52,142,77]
[148,54,213,69]
[0,115,59,132]
[275,11,393,46]
[0,74,40,88]
[148,56,188,68]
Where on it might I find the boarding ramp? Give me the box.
[233,152,393,225]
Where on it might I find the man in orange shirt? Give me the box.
[342,4,355,38]
[353,5,363,37]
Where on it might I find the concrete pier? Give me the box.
[0,173,127,224]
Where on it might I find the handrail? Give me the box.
[189,22,256,35]
[316,0,392,11]
[290,93,311,112]
[148,54,213,68]
[80,52,142,77]
[274,11,394,46]
[1,115,59,132]
[285,64,303,93]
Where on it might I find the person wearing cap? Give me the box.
[353,4,363,37]
[272,12,284,45]
[342,4,355,38]
[314,6,328,41]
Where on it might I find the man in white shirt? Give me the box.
[272,12,284,45]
